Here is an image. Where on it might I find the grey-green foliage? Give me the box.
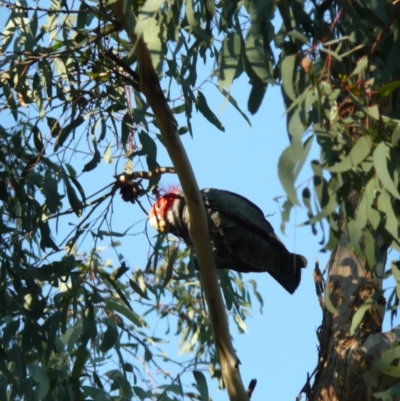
[270,1,400,397]
[1,0,400,398]
[276,2,400,296]
[0,0,268,399]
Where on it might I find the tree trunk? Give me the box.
[308,229,390,401]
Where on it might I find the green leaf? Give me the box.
[1,13,16,53]
[374,382,400,401]
[159,384,184,396]
[54,117,84,152]
[42,172,63,213]
[3,82,17,121]
[105,300,145,327]
[327,135,371,173]
[219,0,241,29]
[278,145,300,205]
[135,0,163,41]
[121,112,133,148]
[77,2,88,29]
[82,386,109,401]
[107,371,133,397]
[72,347,90,379]
[96,115,107,142]
[32,126,45,154]
[196,91,225,132]
[350,297,376,335]
[302,187,317,235]
[28,364,50,400]
[63,172,83,217]
[285,85,312,116]
[171,104,186,114]
[376,344,400,372]
[103,142,112,164]
[139,131,158,173]
[392,262,400,300]
[38,59,53,99]
[176,374,184,397]
[373,142,400,199]
[100,319,119,353]
[366,105,380,120]
[218,32,242,90]
[213,84,251,126]
[129,278,150,300]
[139,131,157,160]
[378,190,400,241]
[246,31,271,83]
[288,30,309,44]
[392,125,400,147]
[348,92,379,120]
[279,198,293,235]
[324,284,338,315]
[33,72,44,118]
[40,221,59,251]
[47,116,61,138]
[95,230,124,239]
[142,15,163,73]
[163,246,179,288]
[67,174,86,205]
[82,139,101,172]
[178,126,189,135]
[218,269,233,310]
[379,81,400,97]
[247,77,266,114]
[350,56,368,77]
[364,228,376,269]
[349,177,376,249]
[281,54,296,101]
[287,106,306,139]
[110,263,129,281]
[320,46,343,61]
[278,137,313,206]
[361,0,387,22]
[193,370,209,401]
[308,197,338,225]
[133,386,151,400]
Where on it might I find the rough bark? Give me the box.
[307,226,398,401]
[109,4,249,400]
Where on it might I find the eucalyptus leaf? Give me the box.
[105,300,145,328]
[193,371,209,401]
[28,364,50,400]
[218,32,243,90]
[196,91,225,131]
[327,135,371,173]
[350,297,376,335]
[82,139,101,172]
[373,142,400,199]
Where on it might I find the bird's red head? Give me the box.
[148,189,181,232]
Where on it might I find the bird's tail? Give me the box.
[269,253,307,295]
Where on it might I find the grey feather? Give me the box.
[166,188,307,294]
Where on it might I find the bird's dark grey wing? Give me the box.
[200,188,282,246]
[200,188,306,294]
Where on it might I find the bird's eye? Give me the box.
[156,203,161,209]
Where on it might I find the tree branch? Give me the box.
[109,3,249,400]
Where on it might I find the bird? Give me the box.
[148,188,307,294]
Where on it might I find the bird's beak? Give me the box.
[149,215,167,232]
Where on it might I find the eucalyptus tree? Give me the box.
[1,0,400,400]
